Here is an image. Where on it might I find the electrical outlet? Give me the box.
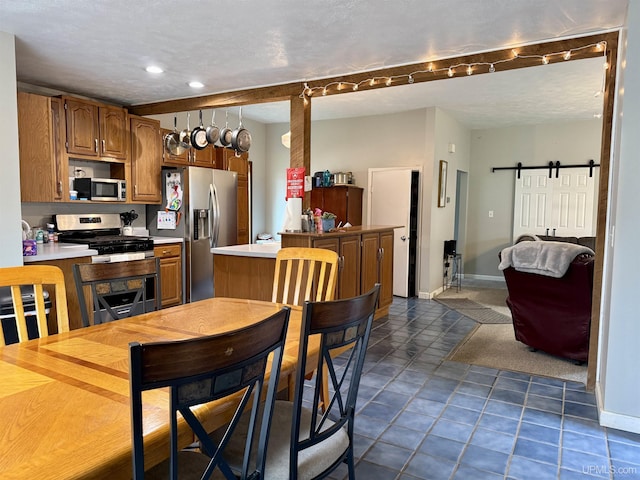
[489,210,494,218]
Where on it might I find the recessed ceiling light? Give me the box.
[189,81,204,89]
[145,65,164,74]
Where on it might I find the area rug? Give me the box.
[446,323,587,384]
[435,286,512,324]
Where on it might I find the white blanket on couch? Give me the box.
[499,241,594,278]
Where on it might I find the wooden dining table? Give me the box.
[0,297,309,480]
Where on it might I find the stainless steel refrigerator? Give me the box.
[147,166,237,303]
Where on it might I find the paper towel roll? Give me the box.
[283,197,302,231]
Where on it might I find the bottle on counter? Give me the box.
[47,223,55,243]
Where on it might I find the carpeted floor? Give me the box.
[446,323,588,384]
[434,286,512,324]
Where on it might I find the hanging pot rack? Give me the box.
[491,159,600,179]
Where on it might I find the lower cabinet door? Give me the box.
[154,244,182,307]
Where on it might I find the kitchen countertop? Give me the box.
[23,237,183,263]
[23,242,98,263]
[211,242,281,259]
[150,236,184,245]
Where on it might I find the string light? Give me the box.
[300,41,607,97]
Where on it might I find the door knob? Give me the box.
[400,236,407,241]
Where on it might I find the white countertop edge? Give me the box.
[211,243,281,259]
[152,237,184,245]
[23,243,99,263]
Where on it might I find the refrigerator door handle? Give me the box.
[209,184,221,248]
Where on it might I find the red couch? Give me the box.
[500,246,594,363]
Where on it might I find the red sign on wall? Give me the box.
[286,167,305,199]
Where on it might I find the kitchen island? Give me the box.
[280,225,398,317]
[213,225,397,317]
[211,242,280,301]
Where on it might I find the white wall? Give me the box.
[0,32,23,267]
[467,120,602,278]
[597,3,640,433]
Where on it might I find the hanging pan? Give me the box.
[219,109,233,147]
[179,112,192,149]
[191,110,208,150]
[205,109,220,145]
[164,115,186,156]
[231,106,252,154]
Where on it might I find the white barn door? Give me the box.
[513,167,598,240]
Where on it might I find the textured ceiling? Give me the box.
[0,0,628,126]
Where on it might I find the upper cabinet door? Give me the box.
[65,98,99,157]
[64,97,127,160]
[99,106,127,159]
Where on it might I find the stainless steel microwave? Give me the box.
[73,177,126,202]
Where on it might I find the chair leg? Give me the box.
[346,449,356,480]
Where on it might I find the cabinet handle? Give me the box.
[102,139,105,153]
[338,255,344,271]
[94,139,98,153]
[57,181,62,195]
[162,250,170,255]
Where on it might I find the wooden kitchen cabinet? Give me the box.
[18,92,68,202]
[161,128,215,167]
[130,115,162,203]
[361,230,394,310]
[64,97,127,160]
[310,185,363,226]
[226,151,251,244]
[280,226,396,317]
[313,235,361,300]
[154,243,183,307]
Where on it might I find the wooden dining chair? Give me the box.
[129,306,291,480]
[216,284,380,480]
[272,247,339,409]
[73,258,161,327]
[0,265,70,346]
[272,247,339,306]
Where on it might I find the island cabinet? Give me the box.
[130,115,162,203]
[280,225,397,317]
[154,243,183,307]
[63,96,127,160]
[17,92,68,202]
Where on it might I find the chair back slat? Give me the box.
[272,247,338,307]
[0,265,69,346]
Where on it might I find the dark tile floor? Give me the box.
[326,295,640,480]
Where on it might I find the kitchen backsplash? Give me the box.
[21,203,149,233]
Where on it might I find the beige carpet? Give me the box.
[447,323,587,384]
[435,286,512,324]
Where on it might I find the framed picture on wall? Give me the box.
[438,160,448,207]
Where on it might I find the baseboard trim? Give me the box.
[596,381,640,434]
[464,274,505,282]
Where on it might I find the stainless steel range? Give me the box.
[55,213,157,322]
[55,213,154,263]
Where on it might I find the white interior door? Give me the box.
[368,168,412,297]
